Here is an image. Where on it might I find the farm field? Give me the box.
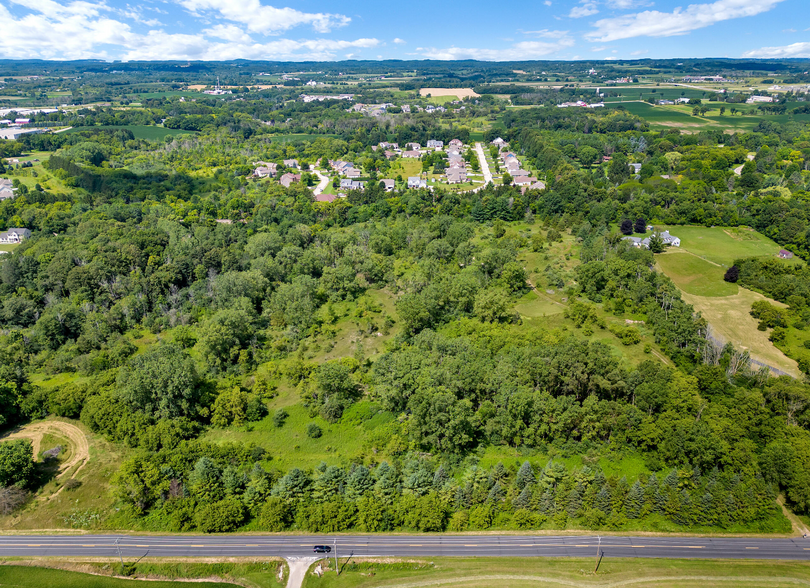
[419,88,480,100]
[65,125,196,140]
[302,557,810,588]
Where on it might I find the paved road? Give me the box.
[474,143,493,185]
[311,168,329,195]
[1,534,809,560]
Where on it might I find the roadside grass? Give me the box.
[65,125,196,141]
[0,565,239,588]
[655,225,792,268]
[680,289,800,377]
[0,243,19,252]
[655,250,738,297]
[303,557,810,588]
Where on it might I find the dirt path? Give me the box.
[3,421,90,499]
[285,557,321,588]
[778,495,810,537]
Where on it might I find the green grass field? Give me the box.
[655,250,738,297]
[65,125,197,140]
[0,565,237,588]
[302,557,810,588]
[655,225,793,268]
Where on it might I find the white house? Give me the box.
[408,176,426,189]
[0,228,31,244]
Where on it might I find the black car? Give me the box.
[313,545,332,553]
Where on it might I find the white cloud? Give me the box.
[569,2,599,17]
[630,49,649,55]
[203,24,252,42]
[393,37,406,44]
[742,42,810,58]
[605,0,648,7]
[418,38,575,60]
[0,0,377,61]
[520,29,570,38]
[782,28,796,33]
[592,46,607,52]
[586,0,785,42]
[175,0,351,34]
[544,0,552,5]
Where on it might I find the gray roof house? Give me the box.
[427,139,444,149]
[283,159,299,169]
[408,176,427,189]
[381,179,396,192]
[0,228,31,244]
[340,179,365,190]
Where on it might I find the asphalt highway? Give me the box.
[1,534,810,560]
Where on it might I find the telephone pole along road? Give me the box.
[0,535,809,560]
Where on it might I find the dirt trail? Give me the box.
[286,557,321,588]
[3,421,90,499]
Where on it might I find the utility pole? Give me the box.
[114,537,124,574]
[333,538,339,576]
[594,535,602,573]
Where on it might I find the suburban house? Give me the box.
[345,168,362,179]
[315,193,337,203]
[622,230,680,249]
[629,163,642,175]
[406,142,420,151]
[0,179,15,200]
[252,162,277,178]
[401,150,421,159]
[380,179,396,192]
[0,227,31,244]
[279,173,301,188]
[446,168,467,184]
[283,159,299,169]
[521,180,546,194]
[379,141,398,150]
[331,160,354,174]
[340,179,365,191]
[779,249,794,259]
[513,175,538,186]
[747,96,774,104]
[491,137,507,147]
[426,139,444,149]
[449,139,463,149]
[408,176,427,189]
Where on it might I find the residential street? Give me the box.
[474,142,493,185]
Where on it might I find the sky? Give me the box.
[0,0,809,62]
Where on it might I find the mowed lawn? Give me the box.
[655,250,738,297]
[302,557,810,588]
[0,566,237,588]
[656,225,790,267]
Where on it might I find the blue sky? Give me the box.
[0,0,808,62]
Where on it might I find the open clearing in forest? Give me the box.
[681,289,800,377]
[655,225,790,268]
[301,557,810,588]
[655,250,737,297]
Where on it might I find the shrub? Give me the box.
[195,498,246,533]
[273,408,289,428]
[259,497,292,531]
[63,478,82,491]
[724,265,739,283]
[307,423,322,438]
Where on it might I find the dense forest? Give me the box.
[2,74,810,534]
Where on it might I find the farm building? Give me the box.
[779,249,794,259]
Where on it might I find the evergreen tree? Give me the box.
[676,490,693,526]
[644,474,660,512]
[539,488,555,514]
[373,462,400,504]
[567,483,583,518]
[625,480,644,519]
[595,486,612,515]
[487,482,505,504]
[490,462,508,486]
[454,484,471,510]
[513,485,532,510]
[663,469,679,490]
[433,465,449,490]
[699,492,714,525]
[515,461,536,490]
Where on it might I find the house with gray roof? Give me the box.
[0,227,31,244]
[408,176,427,189]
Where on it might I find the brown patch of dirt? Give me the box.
[3,421,90,500]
